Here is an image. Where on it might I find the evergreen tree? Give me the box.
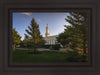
[57,28,72,48]
[12,28,21,51]
[25,18,44,53]
[65,12,88,54]
[22,34,30,48]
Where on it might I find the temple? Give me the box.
[44,24,58,45]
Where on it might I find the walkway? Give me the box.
[16,48,68,52]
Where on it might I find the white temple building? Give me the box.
[44,24,58,45]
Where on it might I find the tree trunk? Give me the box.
[33,38,37,54]
[83,39,87,61]
[33,44,37,54]
[13,44,16,51]
[83,39,87,54]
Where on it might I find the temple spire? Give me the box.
[45,24,50,37]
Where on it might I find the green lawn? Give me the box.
[13,49,88,63]
[13,49,72,63]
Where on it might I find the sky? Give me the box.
[13,12,70,40]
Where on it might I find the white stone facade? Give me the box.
[44,35,58,45]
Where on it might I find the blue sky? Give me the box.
[13,12,70,40]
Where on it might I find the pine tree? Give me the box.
[65,12,88,54]
[22,34,30,48]
[25,18,44,53]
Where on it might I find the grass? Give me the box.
[13,49,88,63]
[13,49,72,63]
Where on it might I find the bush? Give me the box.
[52,44,61,50]
[49,46,53,50]
[44,44,61,50]
[44,45,52,48]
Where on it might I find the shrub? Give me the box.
[49,46,53,50]
[52,44,61,50]
[44,44,61,50]
[44,45,52,48]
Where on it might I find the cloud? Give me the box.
[20,12,32,16]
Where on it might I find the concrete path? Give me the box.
[16,48,68,52]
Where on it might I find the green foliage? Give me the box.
[44,45,52,48]
[57,12,88,54]
[12,28,21,45]
[49,46,53,50]
[52,44,61,50]
[36,39,46,48]
[66,12,88,54]
[66,51,88,62]
[45,44,61,50]
[57,32,69,47]
[24,18,45,53]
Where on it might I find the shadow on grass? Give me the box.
[28,51,42,54]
